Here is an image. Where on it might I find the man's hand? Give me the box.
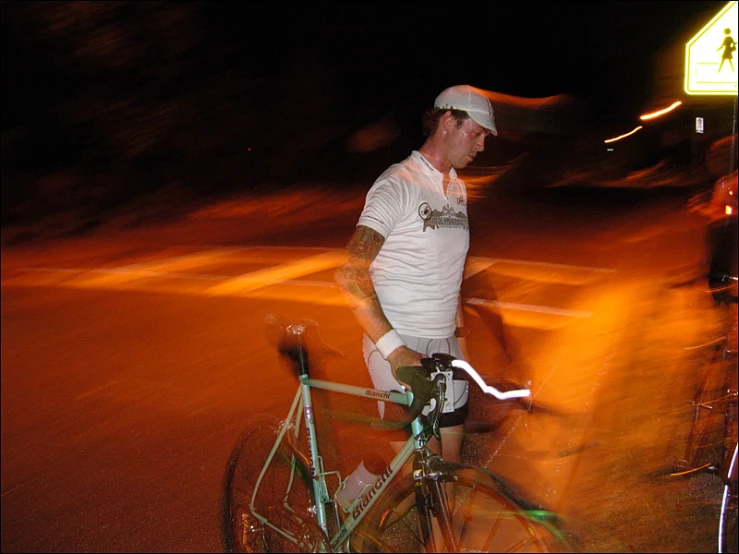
[388,346,423,388]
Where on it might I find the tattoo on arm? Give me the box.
[336,225,384,302]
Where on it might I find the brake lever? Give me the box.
[429,373,446,440]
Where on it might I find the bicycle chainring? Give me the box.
[295,520,330,552]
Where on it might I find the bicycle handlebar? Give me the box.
[395,353,532,421]
[709,271,738,284]
[708,272,738,305]
[450,359,531,399]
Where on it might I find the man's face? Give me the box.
[445,117,492,169]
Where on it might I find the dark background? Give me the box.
[0,1,730,226]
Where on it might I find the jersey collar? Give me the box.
[412,150,458,182]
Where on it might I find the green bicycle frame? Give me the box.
[249,373,431,552]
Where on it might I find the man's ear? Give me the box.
[441,111,455,134]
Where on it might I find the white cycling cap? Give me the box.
[434,85,497,136]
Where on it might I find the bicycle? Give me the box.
[673,272,737,553]
[223,314,565,552]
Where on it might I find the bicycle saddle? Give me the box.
[264,314,344,374]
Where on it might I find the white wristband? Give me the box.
[375,329,406,360]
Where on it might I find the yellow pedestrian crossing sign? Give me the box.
[685,1,738,95]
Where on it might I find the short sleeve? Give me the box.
[357,178,405,238]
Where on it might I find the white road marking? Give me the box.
[466,297,592,318]
[481,257,615,273]
[91,267,226,280]
[203,250,344,296]
[4,247,617,328]
[112,248,239,272]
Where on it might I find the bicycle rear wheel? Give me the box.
[719,443,738,553]
[224,415,318,553]
[356,466,562,553]
[677,349,727,473]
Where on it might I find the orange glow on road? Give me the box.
[604,126,643,143]
[640,101,682,121]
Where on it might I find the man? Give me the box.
[335,84,497,462]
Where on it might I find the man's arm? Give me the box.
[335,224,422,372]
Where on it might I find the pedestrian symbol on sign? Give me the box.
[717,28,736,72]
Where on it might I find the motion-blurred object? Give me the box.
[480,91,589,139]
[711,169,739,218]
[708,168,738,303]
[346,117,400,153]
[707,134,739,179]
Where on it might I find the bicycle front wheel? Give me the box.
[357,466,562,553]
[224,415,318,553]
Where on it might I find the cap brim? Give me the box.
[469,113,498,136]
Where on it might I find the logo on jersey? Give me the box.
[418,204,468,232]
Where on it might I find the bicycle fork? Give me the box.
[411,431,459,552]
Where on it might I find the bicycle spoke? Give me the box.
[224,415,315,553]
[359,468,560,552]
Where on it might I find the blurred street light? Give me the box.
[604,126,643,143]
[640,101,683,121]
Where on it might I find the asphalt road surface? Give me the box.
[1,184,732,552]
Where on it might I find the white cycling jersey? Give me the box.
[357,150,469,338]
